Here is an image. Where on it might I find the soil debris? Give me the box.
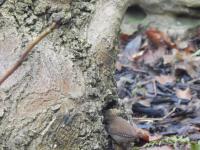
[114,25,200,149]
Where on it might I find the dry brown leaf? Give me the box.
[119,33,130,43]
[155,75,175,85]
[148,134,163,141]
[124,35,142,57]
[176,40,195,53]
[141,48,166,65]
[137,128,150,142]
[176,88,192,100]
[184,44,195,53]
[175,50,191,61]
[174,55,200,78]
[163,48,178,64]
[161,48,200,78]
[175,62,197,78]
[163,54,174,65]
[146,28,175,49]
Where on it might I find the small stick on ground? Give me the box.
[132,107,177,122]
[137,79,153,86]
[188,77,200,84]
[0,22,59,86]
[153,79,157,96]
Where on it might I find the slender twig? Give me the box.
[0,22,58,86]
[123,65,148,74]
[137,79,152,86]
[132,106,177,122]
[188,77,200,84]
[162,107,177,119]
[153,79,157,96]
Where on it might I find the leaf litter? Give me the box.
[115,25,200,149]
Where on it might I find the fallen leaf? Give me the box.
[118,35,142,66]
[137,128,150,142]
[176,88,192,100]
[184,44,195,54]
[175,62,196,78]
[119,33,130,44]
[176,40,188,49]
[142,47,166,65]
[161,49,200,78]
[174,55,200,78]
[163,48,179,65]
[176,39,195,53]
[124,35,142,57]
[148,134,163,141]
[155,75,175,85]
[146,28,175,49]
[163,48,194,65]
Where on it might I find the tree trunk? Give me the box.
[0,0,131,149]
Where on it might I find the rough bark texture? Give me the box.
[0,0,130,149]
[1,0,200,149]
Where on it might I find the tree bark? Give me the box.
[0,0,132,149]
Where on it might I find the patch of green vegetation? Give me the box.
[133,136,200,150]
[191,142,200,150]
[192,49,200,56]
[133,136,190,149]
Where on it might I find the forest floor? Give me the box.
[115,21,200,150]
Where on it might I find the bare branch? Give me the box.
[0,22,58,86]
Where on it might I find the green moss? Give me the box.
[133,136,191,149]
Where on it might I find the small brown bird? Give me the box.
[104,109,149,149]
